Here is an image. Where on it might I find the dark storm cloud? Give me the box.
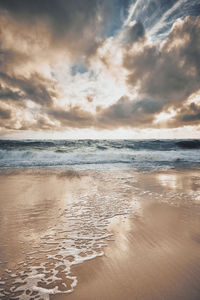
[0,84,24,101]
[181,104,200,122]
[48,106,94,128]
[124,21,145,43]
[0,0,106,29]
[97,96,162,128]
[0,72,58,105]
[0,0,114,57]
[170,102,200,127]
[0,106,11,119]
[122,16,200,126]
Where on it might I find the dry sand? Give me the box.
[0,169,200,299]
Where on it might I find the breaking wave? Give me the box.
[0,139,200,171]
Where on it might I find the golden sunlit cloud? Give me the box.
[0,1,199,139]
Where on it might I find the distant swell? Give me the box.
[176,140,200,149]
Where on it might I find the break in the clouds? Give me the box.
[0,0,200,138]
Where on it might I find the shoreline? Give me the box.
[0,168,199,299]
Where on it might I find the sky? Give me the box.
[0,0,200,139]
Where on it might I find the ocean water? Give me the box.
[0,139,200,171]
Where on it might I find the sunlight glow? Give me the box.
[154,110,176,124]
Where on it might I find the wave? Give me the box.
[0,145,200,171]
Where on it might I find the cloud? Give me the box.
[97,96,162,128]
[124,20,145,44]
[122,16,200,126]
[0,84,24,102]
[0,0,113,59]
[42,96,162,130]
[48,106,95,128]
[0,0,116,132]
[181,103,200,123]
[0,3,200,133]
[0,105,11,119]
[169,102,200,127]
[0,72,59,106]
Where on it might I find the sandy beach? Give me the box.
[0,0,200,298]
[0,169,200,299]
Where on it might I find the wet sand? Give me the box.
[55,204,200,300]
[0,169,200,299]
[52,170,200,300]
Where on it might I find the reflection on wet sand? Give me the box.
[0,170,96,299]
[71,204,200,300]
[0,170,86,261]
[0,169,140,299]
[0,169,200,299]
[54,170,200,300]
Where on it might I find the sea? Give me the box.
[0,139,200,171]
